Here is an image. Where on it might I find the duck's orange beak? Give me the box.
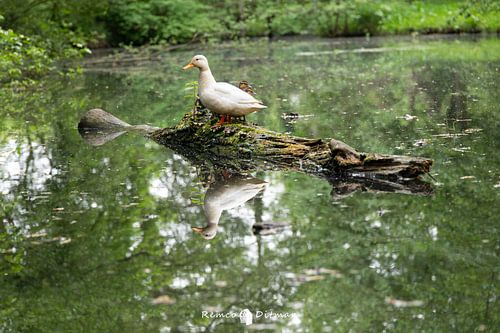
[191,226,204,233]
[183,63,195,70]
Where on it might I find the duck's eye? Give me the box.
[195,58,199,61]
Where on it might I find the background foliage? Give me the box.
[0,0,499,87]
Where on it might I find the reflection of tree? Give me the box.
[413,62,470,129]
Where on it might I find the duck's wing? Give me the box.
[214,82,265,105]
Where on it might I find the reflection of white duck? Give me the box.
[192,175,267,240]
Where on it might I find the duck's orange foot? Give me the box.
[211,115,232,129]
[211,115,225,129]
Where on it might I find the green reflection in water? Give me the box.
[1,36,499,332]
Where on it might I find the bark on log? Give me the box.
[149,105,432,179]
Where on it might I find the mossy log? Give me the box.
[79,105,434,197]
[149,105,432,179]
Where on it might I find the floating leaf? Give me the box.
[385,297,424,308]
[152,295,176,305]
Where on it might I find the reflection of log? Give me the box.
[78,106,434,196]
[329,177,434,200]
[78,129,127,146]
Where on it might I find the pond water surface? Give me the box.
[1,35,499,332]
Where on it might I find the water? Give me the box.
[1,35,499,332]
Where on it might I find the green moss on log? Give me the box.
[148,103,433,178]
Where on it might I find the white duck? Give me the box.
[192,175,267,240]
[183,55,267,126]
